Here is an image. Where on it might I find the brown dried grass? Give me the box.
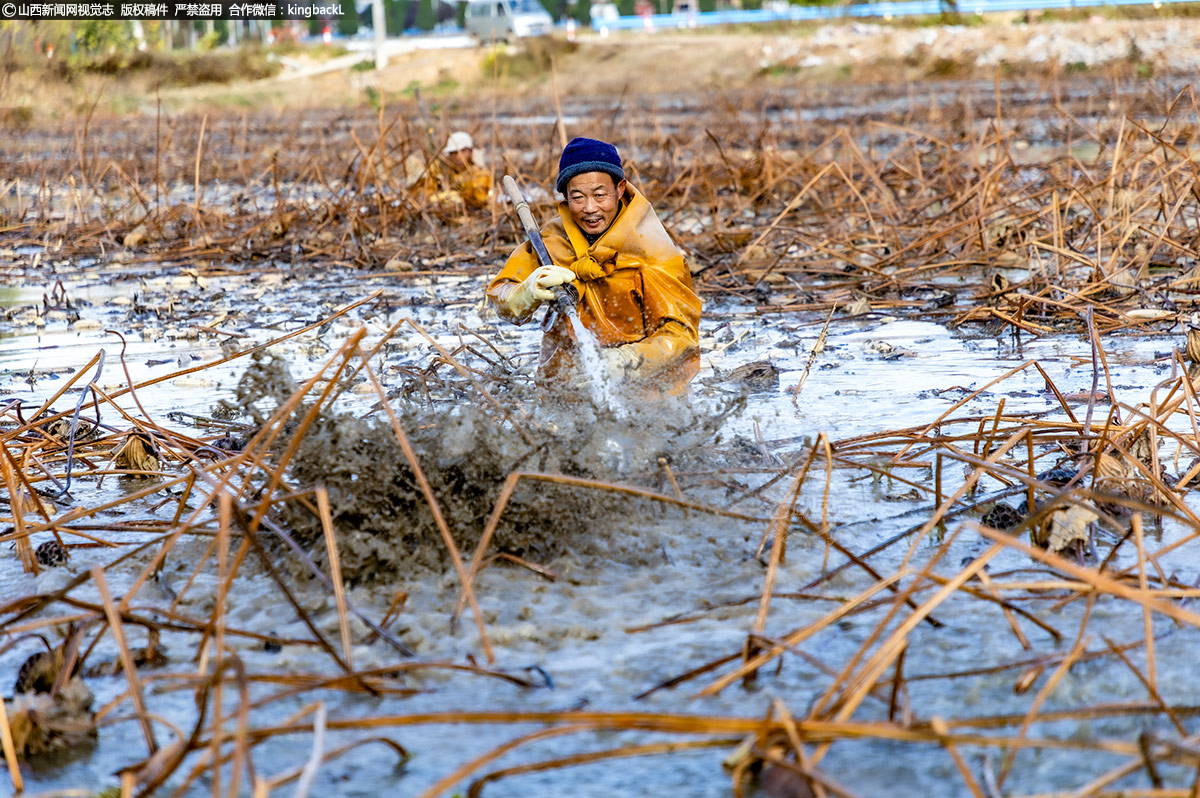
[5,69,1200,797]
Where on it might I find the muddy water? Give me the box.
[3,258,1200,797]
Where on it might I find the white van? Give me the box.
[465,0,554,42]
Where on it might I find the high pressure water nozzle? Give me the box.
[552,283,580,319]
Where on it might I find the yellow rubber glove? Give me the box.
[502,264,576,319]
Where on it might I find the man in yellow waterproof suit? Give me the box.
[408,131,493,213]
[487,137,701,397]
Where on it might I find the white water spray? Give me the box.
[567,313,628,419]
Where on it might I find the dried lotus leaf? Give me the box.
[45,418,71,438]
[45,418,98,442]
[5,701,34,756]
[1107,267,1137,295]
[846,295,872,316]
[123,224,147,248]
[1095,451,1138,494]
[1187,317,1200,363]
[1127,430,1155,465]
[268,211,296,238]
[743,244,769,262]
[993,250,1024,268]
[17,489,39,515]
[114,433,160,474]
[1045,505,1097,553]
[5,679,96,758]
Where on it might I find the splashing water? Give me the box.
[567,313,628,418]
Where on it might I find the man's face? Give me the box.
[447,148,472,169]
[565,172,626,237]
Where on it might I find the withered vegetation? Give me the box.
[4,58,1200,797]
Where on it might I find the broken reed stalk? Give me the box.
[696,571,909,698]
[244,329,368,532]
[316,487,353,671]
[974,569,1032,650]
[414,723,592,798]
[823,539,1003,733]
[977,525,1200,628]
[6,83,1200,344]
[226,659,252,798]
[931,714,987,798]
[744,460,809,685]
[1,291,384,472]
[1,447,36,575]
[92,566,158,755]
[1100,636,1186,737]
[754,441,820,558]
[1132,513,1156,693]
[202,709,1158,758]
[451,470,767,627]
[293,701,326,798]
[997,615,1091,788]
[357,349,494,663]
[0,694,23,793]
[208,492,229,798]
[772,698,836,798]
[257,737,408,797]
[189,473,365,673]
[7,79,1200,798]
[464,738,741,798]
[791,304,836,407]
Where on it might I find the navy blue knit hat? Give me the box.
[555,137,625,195]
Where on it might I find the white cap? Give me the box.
[443,131,474,154]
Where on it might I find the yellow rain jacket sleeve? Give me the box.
[487,184,701,395]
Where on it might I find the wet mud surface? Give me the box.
[280,403,701,579]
